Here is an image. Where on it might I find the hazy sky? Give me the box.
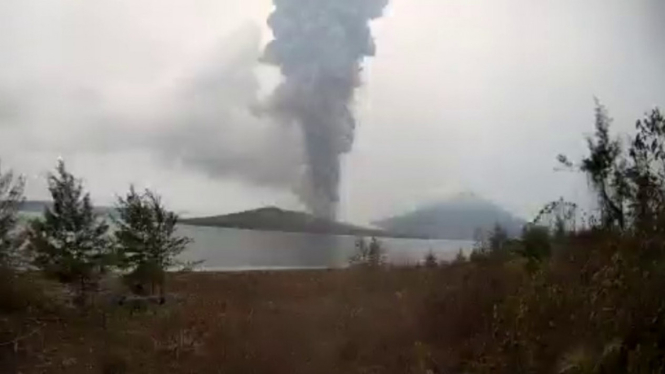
[0,0,663,224]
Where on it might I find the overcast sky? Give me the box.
[0,0,664,224]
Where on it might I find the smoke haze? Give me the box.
[153,24,304,192]
[0,0,663,223]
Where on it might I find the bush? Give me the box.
[515,225,552,267]
[420,104,665,373]
[470,224,518,263]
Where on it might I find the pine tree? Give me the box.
[424,251,438,268]
[114,186,190,296]
[0,164,30,314]
[28,160,110,296]
[0,164,25,268]
[350,237,385,267]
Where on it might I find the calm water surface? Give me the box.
[18,212,474,271]
[176,225,474,271]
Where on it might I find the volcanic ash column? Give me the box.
[262,0,389,219]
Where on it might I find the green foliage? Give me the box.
[113,186,191,294]
[625,108,665,234]
[425,104,665,373]
[350,237,386,267]
[470,224,517,263]
[453,248,466,264]
[581,101,628,229]
[424,230,665,373]
[0,163,25,268]
[560,103,665,234]
[28,160,111,289]
[516,225,551,264]
[489,224,510,253]
[424,251,438,268]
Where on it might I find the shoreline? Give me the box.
[178,222,432,240]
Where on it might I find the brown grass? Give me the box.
[2,268,441,374]
[4,233,665,374]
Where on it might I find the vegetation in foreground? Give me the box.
[2,103,665,373]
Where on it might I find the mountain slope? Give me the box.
[375,193,526,240]
[181,207,407,237]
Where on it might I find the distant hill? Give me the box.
[374,192,526,240]
[181,206,415,238]
[18,200,116,216]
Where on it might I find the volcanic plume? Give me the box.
[262,0,389,219]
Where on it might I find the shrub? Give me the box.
[420,104,665,373]
[516,225,552,265]
[470,224,517,263]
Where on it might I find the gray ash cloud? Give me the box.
[261,0,389,219]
